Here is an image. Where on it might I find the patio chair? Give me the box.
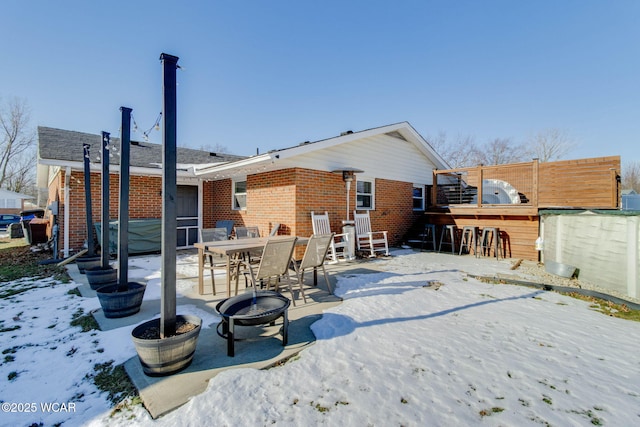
[310,211,350,263]
[244,236,306,306]
[269,223,281,236]
[234,226,262,265]
[297,233,335,294]
[199,227,231,295]
[234,226,260,239]
[216,220,234,238]
[353,210,389,257]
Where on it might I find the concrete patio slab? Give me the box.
[69,253,387,419]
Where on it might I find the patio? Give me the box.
[70,249,385,418]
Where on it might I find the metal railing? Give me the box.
[433,160,537,207]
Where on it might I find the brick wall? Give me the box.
[58,170,162,252]
[209,168,418,257]
[53,167,419,254]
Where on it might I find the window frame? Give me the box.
[413,184,426,211]
[232,178,247,211]
[355,177,375,210]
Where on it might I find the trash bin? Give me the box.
[27,218,49,245]
[342,223,356,260]
[20,209,46,245]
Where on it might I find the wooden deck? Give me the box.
[419,156,621,261]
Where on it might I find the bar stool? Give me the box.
[420,224,437,251]
[459,226,479,256]
[438,224,457,254]
[480,227,501,259]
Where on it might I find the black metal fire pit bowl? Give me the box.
[215,290,291,357]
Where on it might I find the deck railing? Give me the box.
[432,156,621,210]
[433,160,538,208]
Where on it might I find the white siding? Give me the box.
[277,134,437,184]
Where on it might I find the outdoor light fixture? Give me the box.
[333,168,363,222]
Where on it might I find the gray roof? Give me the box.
[37,126,246,168]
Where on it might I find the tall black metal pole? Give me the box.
[82,143,96,256]
[160,53,179,338]
[100,131,111,269]
[118,107,132,292]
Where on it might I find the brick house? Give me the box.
[37,122,448,258]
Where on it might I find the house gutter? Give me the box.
[192,153,274,176]
[63,166,71,258]
[38,159,200,178]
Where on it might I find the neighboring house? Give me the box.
[37,122,449,257]
[622,189,640,210]
[0,188,34,215]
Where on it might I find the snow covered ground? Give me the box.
[1,249,639,426]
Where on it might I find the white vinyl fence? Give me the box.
[540,210,640,300]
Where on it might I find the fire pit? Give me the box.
[215,290,290,357]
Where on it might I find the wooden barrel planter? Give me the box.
[85,266,117,290]
[76,255,101,274]
[95,282,146,318]
[131,314,202,376]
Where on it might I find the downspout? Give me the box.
[198,179,204,232]
[64,166,71,258]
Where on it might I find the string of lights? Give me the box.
[132,112,162,142]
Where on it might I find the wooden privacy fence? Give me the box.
[424,156,621,260]
[433,156,620,210]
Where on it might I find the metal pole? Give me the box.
[100,131,110,269]
[160,53,179,338]
[82,143,95,256]
[118,107,133,291]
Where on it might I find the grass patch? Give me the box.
[561,292,640,322]
[70,308,100,332]
[0,320,21,333]
[87,361,138,406]
[479,407,504,417]
[475,276,640,322]
[0,246,70,283]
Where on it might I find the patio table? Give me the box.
[194,235,308,297]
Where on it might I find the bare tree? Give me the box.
[525,128,575,162]
[477,138,527,165]
[426,131,483,168]
[197,142,229,154]
[4,153,35,194]
[0,97,35,190]
[622,160,640,193]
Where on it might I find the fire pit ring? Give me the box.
[215,290,290,357]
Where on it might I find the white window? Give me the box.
[233,180,247,210]
[413,185,425,211]
[356,178,375,210]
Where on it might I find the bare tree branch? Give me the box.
[524,128,576,162]
[478,138,528,165]
[425,132,483,168]
[622,160,640,193]
[0,97,36,190]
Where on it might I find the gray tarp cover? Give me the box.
[95,219,161,255]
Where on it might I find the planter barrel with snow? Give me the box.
[85,266,117,290]
[95,282,146,318]
[76,255,101,274]
[131,314,202,376]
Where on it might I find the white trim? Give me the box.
[356,176,375,210]
[232,177,247,211]
[63,166,71,258]
[413,184,426,211]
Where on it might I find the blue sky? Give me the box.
[3,1,639,165]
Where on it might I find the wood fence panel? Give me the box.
[538,156,620,208]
